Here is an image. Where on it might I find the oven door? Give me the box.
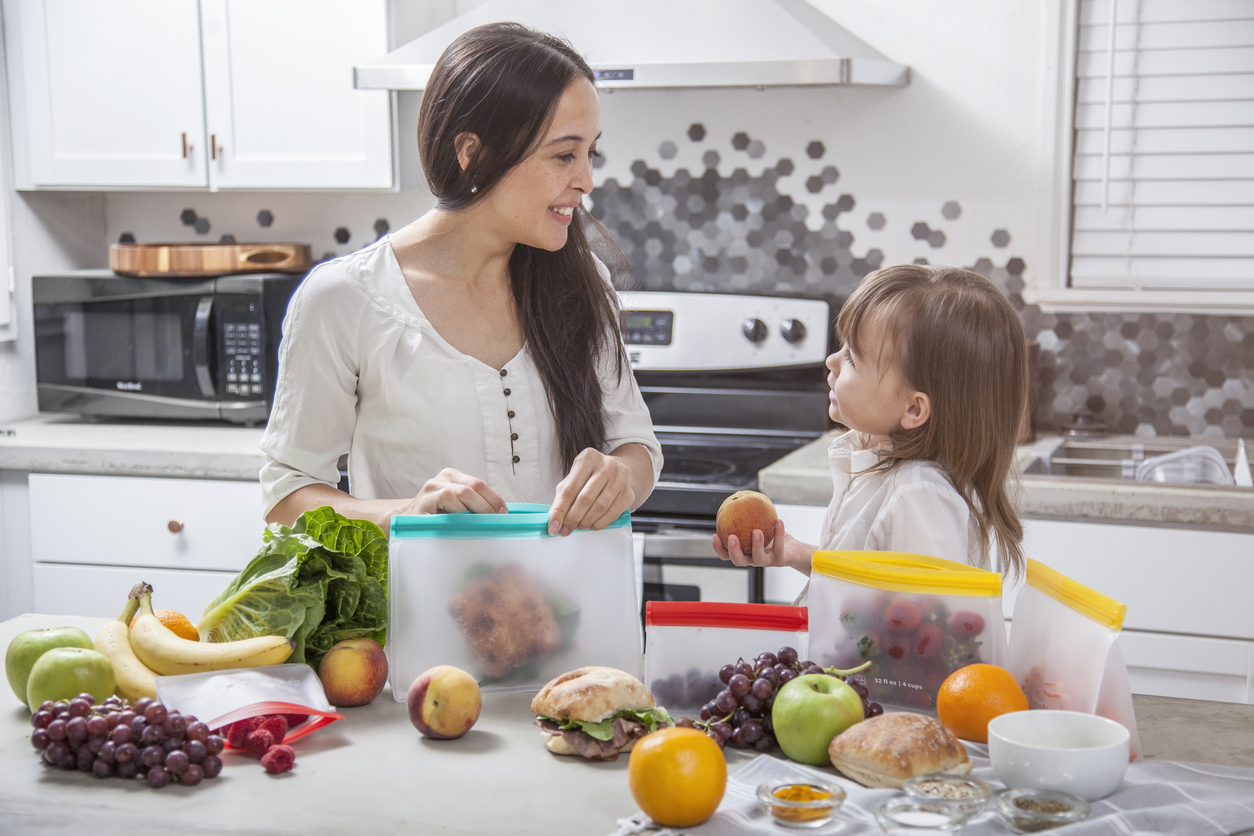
[33,276,221,418]
[639,529,765,605]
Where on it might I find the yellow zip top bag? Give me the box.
[808,550,1009,716]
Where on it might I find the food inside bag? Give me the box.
[808,551,1009,714]
[1008,559,1141,759]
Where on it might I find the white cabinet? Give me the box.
[4,0,393,190]
[764,502,825,604]
[1008,516,1254,703]
[27,473,262,620]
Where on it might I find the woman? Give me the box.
[260,23,661,534]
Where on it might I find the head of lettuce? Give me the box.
[198,507,388,669]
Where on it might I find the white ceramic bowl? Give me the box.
[988,710,1130,801]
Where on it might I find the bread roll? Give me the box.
[530,666,655,724]
[827,713,972,789]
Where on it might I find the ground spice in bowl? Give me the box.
[756,780,845,829]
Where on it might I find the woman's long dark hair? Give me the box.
[417,22,628,470]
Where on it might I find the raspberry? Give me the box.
[913,623,945,659]
[257,715,288,745]
[225,716,264,749]
[948,610,986,641]
[884,598,924,634]
[283,713,309,728]
[244,728,275,759]
[261,744,295,774]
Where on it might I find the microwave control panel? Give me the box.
[217,296,265,400]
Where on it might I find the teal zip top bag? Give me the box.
[387,504,642,696]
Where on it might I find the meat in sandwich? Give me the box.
[531,666,673,761]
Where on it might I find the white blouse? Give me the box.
[817,430,983,565]
[259,237,663,517]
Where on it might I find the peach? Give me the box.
[408,665,482,739]
[716,490,778,550]
[317,638,388,707]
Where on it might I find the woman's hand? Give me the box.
[406,468,508,515]
[548,447,641,535]
[713,519,814,575]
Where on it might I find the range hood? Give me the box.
[354,0,908,91]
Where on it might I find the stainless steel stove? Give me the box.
[618,291,833,605]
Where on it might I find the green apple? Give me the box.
[25,647,115,712]
[6,626,93,705]
[771,674,865,766]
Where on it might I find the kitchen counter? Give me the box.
[3,614,1254,836]
[0,414,265,480]
[759,431,1254,529]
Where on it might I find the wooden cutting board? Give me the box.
[110,243,312,277]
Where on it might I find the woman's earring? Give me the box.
[470,183,478,194]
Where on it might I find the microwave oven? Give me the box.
[32,270,303,424]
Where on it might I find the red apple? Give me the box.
[408,665,482,739]
[716,490,778,550]
[317,638,388,707]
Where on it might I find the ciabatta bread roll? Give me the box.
[827,712,972,789]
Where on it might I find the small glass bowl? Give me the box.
[902,774,993,822]
[996,788,1091,833]
[756,778,846,829]
[875,796,969,834]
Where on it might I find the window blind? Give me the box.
[1070,0,1254,290]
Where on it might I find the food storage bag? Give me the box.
[807,551,1009,714]
[1008,558,1141,759]
[155,663,343,744]
[387,503,641,698]
[643,602,808,716]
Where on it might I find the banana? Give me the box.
[126,582,295,676]
[94,596,159,701]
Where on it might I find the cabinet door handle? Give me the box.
[167,519,184,534]
[210,134,223,161]
[181,132,193,158]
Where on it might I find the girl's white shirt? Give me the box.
[258,237,662,517]
[794,430,983,605]
[817,430,982,564]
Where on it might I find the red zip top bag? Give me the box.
[644,602,807,717]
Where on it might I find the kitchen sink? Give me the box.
[1023,435,1252,487]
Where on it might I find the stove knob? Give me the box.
[780,318,807,344]
[742,317,768,344]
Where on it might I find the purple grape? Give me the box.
[144,704,167,725]
[147,767,171,788]
[165,750,189,774]
[757,651,779,668]
[45,740,69,763]
[729,727,748,749]
[116,710,136,728]
[115,742,137,764]
[141,744,165,768]
[851,681,869,698]
[778,668,797,685]
[165,713,187,737]
[740,694,762,714]
[66,717,88,744]
[77,750,95,772]
[732,709,751,727]
[46,719,67,741]
[86,715,107,736]
[867,702,884,717]
[87,735,106,754]
[111,724,132,745]
[133,697,154,715]
[698,705,713,722]
[751,678,773,700]
[162,737,182,754]
[778,647,799,666]
[92,757,114,778]
[762,715,774,734]
[186,721,210,743]
[803,665,823,676]
[202,754,223,779]
[711,721,733,742]
[206,735,224,756]
[68,699,92,718]
[32,709,53,729]
[761,667,780,687]
[116,760,139,779]
[755,733,776,752]
[31,729,49,750]
[718,664,735,685]
[180,763,204,786]
[765,692,776,711]
[715,690,737,714]
[185,740,207,763]
[741,719,764,743]
[129,716,147,738]
[799,660,816,669]
[36,700,56,713]
[734,662,754,679]
[104,712,120,730]
[728,674,751,698]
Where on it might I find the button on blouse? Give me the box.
[259,237,663,516]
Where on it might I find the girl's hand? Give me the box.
[407,468,508,515]
[713,519,814,575]
[548,448,635,536]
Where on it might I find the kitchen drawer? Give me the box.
[1003,517,1254,641]
[29,473,263,572]
[33,563,238,622]
[1121,630,1253,704]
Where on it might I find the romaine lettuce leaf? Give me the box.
[198,507,388,668]
[553,707,675,741]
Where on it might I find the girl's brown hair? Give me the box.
[837,264,1028,581]
[417,23,627,469]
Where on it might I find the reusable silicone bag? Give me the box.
[387,503,641,697]
[1008,558,1141,759]
[808,550,1008,714]
[643,602,808,716]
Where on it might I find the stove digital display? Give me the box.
[621,309,673,345]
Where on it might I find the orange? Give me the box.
[628,727,727,827]
[131,609,199,642]
[936,663,1029,743]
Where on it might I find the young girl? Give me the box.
[713,264,1028,587]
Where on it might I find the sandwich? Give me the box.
[531,666,674,760]
[827,712,972,789]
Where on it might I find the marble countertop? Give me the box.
[759,431,1254,529]
[0,414,265,480]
